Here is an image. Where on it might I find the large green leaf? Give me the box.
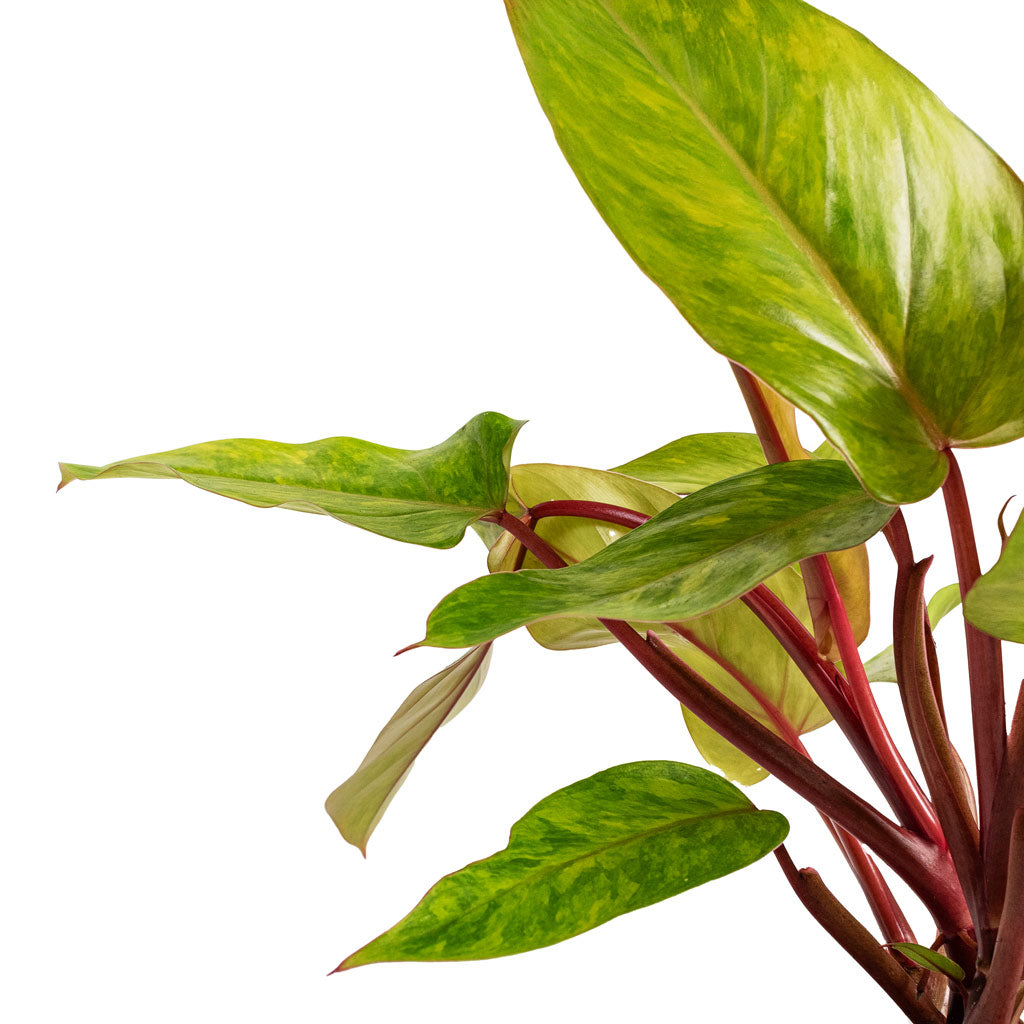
[423,461,892,648]
[610,433,765,494]
[506,0,1024,503]
[336,761,788,968]
[325,645,492,854]
[58,412,525,548]
[865,584,963,683]
[964,510,1024,643]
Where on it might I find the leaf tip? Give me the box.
[56,463,77,492]
[394,640,424,657]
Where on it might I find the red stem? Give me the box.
[941,449,1006,835]
[732,362,943,846]
[808,552,946,847]
[666,626,913,941]
[530,500,651,530]
[985,683,1024,926]
[967,812,1024,1024]
[774,849,945,1024]
[634,627,968,934]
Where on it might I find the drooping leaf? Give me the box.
[964,510,1024,643]
[668,568,832,785]
[889,943,966,983]
[610,433,765,494]
[58,413,525,549]
[424,461,893,649]
[506,0,1024,504]
[865,584,963,683]
[336,761,788,968]
[325,645,493,854]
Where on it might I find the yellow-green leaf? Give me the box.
[337,761,788,968]
[964,510,1024,643]
[58,412,525,549]
[506,0,1024,503]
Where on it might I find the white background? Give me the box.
[4,1,1024,1021]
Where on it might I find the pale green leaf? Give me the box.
[668,568,832,785]
[610,433,765,494]
[58,412,525,549]
[336,761,788,968]
[325,645,492,854]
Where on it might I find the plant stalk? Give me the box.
[941,449,1006,834]
[774,846,945,1024]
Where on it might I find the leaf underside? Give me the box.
[326,645,493,854]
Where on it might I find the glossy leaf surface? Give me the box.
[337,761,788,968]
[964,511,1024,643]
[610,433,765,494]
[865,584,963,683]
[890,943,966,983]
[325,645,492,854]
[506,0,1024,502]
[58,413,524,548]
[424,461,893,648]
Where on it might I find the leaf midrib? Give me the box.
[589,0,945,447]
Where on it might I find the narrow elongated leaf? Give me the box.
[58,413,525,548]
[424,461,892,648]
[964,511,1024,643]
[336,761,788,968]
[326,645,492,854]
[506,0,1024,503]
[610,433,765,494]
[865,584,963,683]
[889,943,966,983]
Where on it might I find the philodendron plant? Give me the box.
[58,2,1024,1022]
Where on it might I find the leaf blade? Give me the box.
[610,432,766,494]
[964,511,1024,643]
[425,461,893,648]
[506,0,1024,502]
[337,760,788,968]
[58,412,525,548]
[326,645,493,854]
[889,943,966,983]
